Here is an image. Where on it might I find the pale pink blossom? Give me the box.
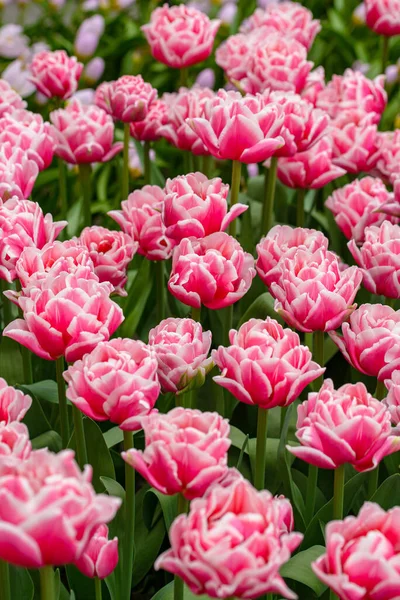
[0,24,28,59]
[372,130,400,183]
[130,99,168,142]
[0,378,32,424]
[330,111,379,174]
[98,75,157,123]
[75,525,118,579]
[384,370,400,425]
[74,15,105,59]
[0,80,27,116]
[215,32,254,83]
[30,50,83,100]
[0,143,39,201]
[83,58,105,86]
[365,0,400,36]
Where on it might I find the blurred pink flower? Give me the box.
[30,50,83,100]
[64,338,160,429]
[168,232,256,310]
[365,0,400,36]
[130,99,168,142]
[0,80,27,116]
[194,68,215,89]
[98,75,157,123]
[0,143,39,201]
[142,4,221,69]
[155,471,302,599]
[384,370,400,425]
[75,524,118,580]
[330,111,379,174]
[0,24,28,59]
[0,378,32,424]
[74,15,105,59]
[83,57,105,86]
[123,407,230,499]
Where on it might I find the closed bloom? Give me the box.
[74,15,105,59]
[123,407,230,500]
[64,339,160,430]
[330,111,379,174]
[99,75,157,123]
[75,524,118,580]
[4,273,124,363]
[0,449,121,568]
[189,90,285,164]
[30,50,83,100]
[155,471,302,599]
[212,317,324,409]
[349,221,400,298]
[148,318,212,394]
[277,137,346,189]
[83,57,105,86]
[142,4,221,69]
[78,226,137,295]
[325,176,396,243]
[0,80,27,117]
[256,225,329,289]
[130,99,168,142]
[109,185,175,261]
[0,198,67,283]
[330,303,400,381]
[288,379,400,470]
[163,172,247,241]
[168,232,256,310]
[313,502,400,600]
[0,378,32,424]
[365,0,400,36]
[384,370,400,425]
[50,100,123,165]
[0,144,39,201]
[0,422,31,465]
[271,248,362,332]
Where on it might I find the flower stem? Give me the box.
[215,383,225,417]
[179,67,189,88]
[333,463,345,520]
[254,407,268,490]
[305,465,318,524]
[123,431,135,600]
[261,156,278,234]
[202,155,213,178]
[0,561,11,600]
[143,141,151,185]
[382,36,389,74]
[296,188,306,227]
[1,280,12,327]
[191,306,201,322]
[229,160,242,238]
[78,163,92,229]
[122,122,130,200]
[56,356,69,448]
[374,379,386,400]
[174,494,189,600]
[155,261,165,323]
[40,566,55,600]
[58,158,68,240]
[368,467,379,498]
[95,578,102,600]
[72,405,88,468]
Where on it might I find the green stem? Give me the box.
[254,407,268,490]
[305,465,318,524]
[78,163,92,229]
[0,561,11,600]
[174,494,189,600]
[143,141,151,185]
[95,578,102,600]
[386,297,396,309]
[123,431,135,600]
[202,155,213,178]
[58,158,68,240]
[261,156,278,234]
[191,306,201,322]
[122,122,131,201]
[16,280,33,385]
[40,566,55,600]
[313,330,324,389]
[280,406,288,435]
[375,379,387,400]
[56,356,69,448]
[229,160,242,237]
[368,467,379,499]
[72,405,88,468]
[333,463,345,520]
[179,67,189,88]
[1,280,12,327]
[382,36,389,74]
[215,383,225,417]
[296,188,306,227]
[155,261,165,323]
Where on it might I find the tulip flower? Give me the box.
[129,99,169,143]
[384,370,400,425]
[365,0,400,36]
[330,111,379,174]
[0,144,39,201]
[0,80,27,117]
[0,377,32,423]
[75,524,118,579]
[74,15,105,59]
[30,50,83,100]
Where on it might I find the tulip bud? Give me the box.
[74,15,105,59]
[83,57,105,85]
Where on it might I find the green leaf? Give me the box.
[280,546,327,597]
[100,476,126,501]
[22,380,60,405]
[151,581,209,600]
[370,473,400,509]
[70,419,115,492]
[9,566,34,600]
[238,293,283,327]
[145,489,178,531]
[103,426,124,448]
[19,385,52,439]
[121,258,153,337]
[66,565,96,600]
[0,337,24,385]
[31,430,62,453]
[230,425,250,454]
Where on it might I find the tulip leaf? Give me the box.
[370,473,400,509]
[100,476,126,501]
[19,385,52,439]
[145,489,178,532]
[31,430,62,453]
[103,426,124,448]
[280,545,327,597]
[22,380,60,405]
[121,258,153,337]
[9,566,34,600]
[133,486,166,586]
[66,565,96,600]
[151,581,209,600]
[0,337,24,386]
[238,293,284,327]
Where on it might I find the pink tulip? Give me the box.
[256,225,329,289]
[384,370,400,425]
[330,303,400,381]
[325,176,396,243]
[155,470,302,599]
[162,172,247,241]
[168,232,256,310]
[142,4,221,69]
[75,524,118,579]
[30,50,83,100]
[215,32,254,84]
[0,422,31,463]
[288,379,400,470]
[130,99,168,142]
[313,502,400,600]
[315,69,387,124]
[348,221,400,298]
[277,137,346,189]
[160,87,215,155]
[74,15,105,59]
[98,75,157,123]
[365,0,400,36]
[0,378,32,423]
[0,144,39,201]
[0,198,67,283]
[372,130,400,184]
[213,317,325,409]
[50,99,123,165]
[0,24,27,60]
[271,248,362,332]
[241,2,321,50]
[0,449,121,568]
[330,111,379,174]
[301,66,326,106]
[4,273,124,362]
[109,185,175,261]
[94,81,111,113]
[148,318,212,393]
[78,226,137,295]
[123,407,230,499]
[0,80,27,117]
[83,57,105,86]
[188,90,285,163]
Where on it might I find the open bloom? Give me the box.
[301,66,326,106]
[0,449,121,568]
[384,370,400,425]
[365,0,400,36]
[0,422,31,464]
[0,80,26,117]
[271,248,362,332]
[256,225,329,289]
[0,198,67,283]
[188,90,285,164]
[142,4,221,69]
[30,50,83,100]
[325,176,396,243]
[0,378,32,424]
[109,185,175,261]
[64,339,160,430]
[50,100,123,165]
[130,99,168,142]
[98,75,157,123]
[123,408,230,500]
[212,317,324,409]
[75,525,118,579]
[4,273,124,363]
[155,471,302,599]
[313,502,400,600]
[215,33,253,84]
[288,379,400,470]
[330,111,379,174]
[372,130,400,184]
[330,303,400,381]
[0,144,38,201]
[168,232,256,310]
[148,318,212,394]
[162,172,247,241]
